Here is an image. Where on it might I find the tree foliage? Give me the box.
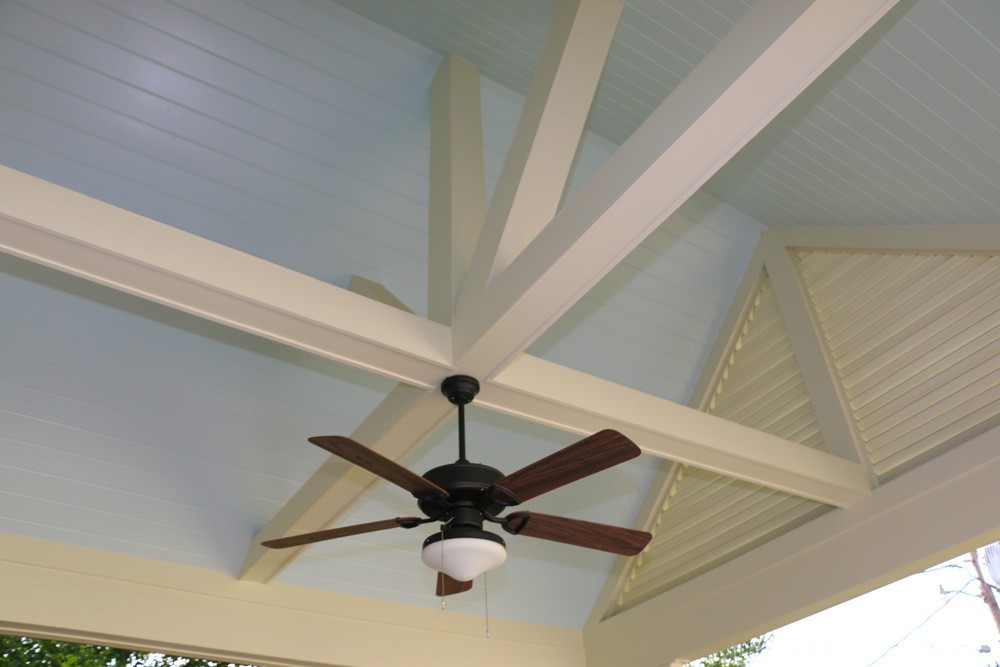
[0,635,257,667]
[692,635,770,667]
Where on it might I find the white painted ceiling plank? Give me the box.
[452,0,903,378]
[0,165,452,388]
[459,0,621,304]
[485,356,870,507]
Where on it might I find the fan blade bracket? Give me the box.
[502,512,530,535]
[489,484,522,507]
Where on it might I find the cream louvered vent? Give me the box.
[613,274,829,613]
[795,249,1000,479]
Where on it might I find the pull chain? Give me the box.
[439,523,447,610]
[483,570,491,638]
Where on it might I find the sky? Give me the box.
[750,548,1000,667]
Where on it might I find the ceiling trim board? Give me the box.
[582,420,1000,666]
[586,461,681,626]
[763,225,1000,252]
[451,0,903,376]
[1,533,585,667]
[688,242,768,414]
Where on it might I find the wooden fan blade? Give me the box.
[502,512,651,556]
[261,517,422,549]
[436,572,473,596]
[309,435,446,498]
[489,429,639,506]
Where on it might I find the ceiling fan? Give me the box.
[262,375,652,596]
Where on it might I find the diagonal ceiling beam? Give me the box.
[460,0,622,302]
[452,0,904,379]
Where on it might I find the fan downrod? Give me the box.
[441,375,479,405]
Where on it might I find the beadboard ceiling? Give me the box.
[1,1,999,665]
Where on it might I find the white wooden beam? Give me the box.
[453,0,902,378]
[583,422,1000,666]
[457,0,621,311]
[484,356,871,507]
[427,55,486,325]
[760,237,872,469]
[0,533,586,667]
[0,166,452,388]
[240,384,454,582]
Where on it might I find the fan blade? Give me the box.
[489,429,639,506]
[502,512,651,556]
[261,517,422,549]
[309,435,446,498]
[436,572,473,596]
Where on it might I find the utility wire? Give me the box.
[866,578,977,666]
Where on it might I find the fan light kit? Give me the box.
[263,375,652,596]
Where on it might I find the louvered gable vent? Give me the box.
[612,273,830,612]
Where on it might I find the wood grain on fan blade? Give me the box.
[261,517,420,549]
[489,429,639,505]
[502,512,651,556]
[436,572,473,596]
[309,435,446,497]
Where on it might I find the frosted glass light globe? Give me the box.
[421,535,507,582]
